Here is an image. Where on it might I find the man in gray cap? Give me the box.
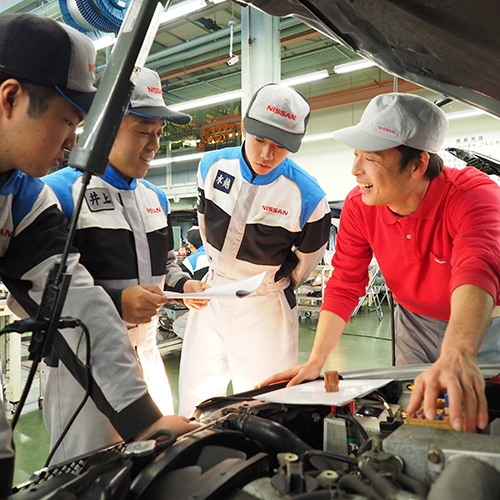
[178,83,331,417]
[45,68,209,428]
[262,93,500,434]
[0,14,197,475]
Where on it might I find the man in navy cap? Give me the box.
[0,14,197,473]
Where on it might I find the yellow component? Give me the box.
[404,399,456,431]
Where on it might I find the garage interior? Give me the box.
[1,0,500,498]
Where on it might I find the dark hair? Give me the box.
[186,227,202,249]
[0,72,58,118]
[396,144,444,181]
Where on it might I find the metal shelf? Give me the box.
[296,265,333,319]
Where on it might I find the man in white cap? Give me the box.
[178,83,331,416]
[261,93,500,433]
[0,14,197,473]
[45,68,209,425]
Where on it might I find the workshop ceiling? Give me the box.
[0,0,400,123]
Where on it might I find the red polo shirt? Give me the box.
[323,166,500,322]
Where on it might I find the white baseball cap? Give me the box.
[128,68,191,125]
[244,83,311,153]
[332,93,449,154]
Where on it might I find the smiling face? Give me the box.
[351,148,430,216]
[242,129,289,176]
[0,80,84,177]
[108,114,165,180]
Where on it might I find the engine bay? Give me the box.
[10,363,500,500]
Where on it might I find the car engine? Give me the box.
[9,363,500,500]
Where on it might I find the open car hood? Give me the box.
[239,0,500,117]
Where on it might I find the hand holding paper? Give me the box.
[164,272,266,300]
[182,280,211,310]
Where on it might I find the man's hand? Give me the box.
[182,280,210,310]
[407,284,494,432]
[257,362,322,389]
[121,284,167,324]
[406,351,488,432]
[134,415,200,441]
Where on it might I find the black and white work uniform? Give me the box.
[0,170,162,464]
[179,145,331,416]
[45,166,190,416]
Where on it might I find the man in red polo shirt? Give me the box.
[261,93,500,434]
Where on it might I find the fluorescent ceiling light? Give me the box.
[169,89,243,112]
[92,33,116,51]
[150,152,205,166]
[159,0,207,24]
[169,70,329,112]
[334,59,376,74]
[446,109,486,120]
[281,69,329,87]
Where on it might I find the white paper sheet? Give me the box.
[255,379,393,407]
[163,272,266,299]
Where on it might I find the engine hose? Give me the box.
[338,474,384,500]
[222,414,331,471]
[142,429,176,452]
[304,450,357,466]
[395,472,429,498]
[358,460,402,499]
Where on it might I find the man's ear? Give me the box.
[411,151,430,179]
[0,79,23,119]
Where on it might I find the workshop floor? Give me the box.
[9,302,392,486]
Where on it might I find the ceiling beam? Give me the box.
[309,79,422,111]
[159,26,324,80]
[160,51,240,80]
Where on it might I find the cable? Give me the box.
[44,320,91,467]
[369,393,394,419]
[335,410,370,443]
[356,436,373,456]
[9,317,81,430]
[10,350,41,429]
[303,449,357,467]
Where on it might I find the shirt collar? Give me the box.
[103,165,138,190]
[239,142,288,185]
[381,170,446,224]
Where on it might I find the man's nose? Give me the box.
[351,156,363,176]
[63,132,77,152]
[261,144,274,160]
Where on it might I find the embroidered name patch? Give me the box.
[85,188,115,212]
[214,170,235,194]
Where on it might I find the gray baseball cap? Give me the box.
[128,68,191,125]
[244,83,311,153]
[0,14,97,113]
[332,93,449,154]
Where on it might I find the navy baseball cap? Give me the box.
[0,14,97,113]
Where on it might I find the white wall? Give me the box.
[289,90,500,202]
